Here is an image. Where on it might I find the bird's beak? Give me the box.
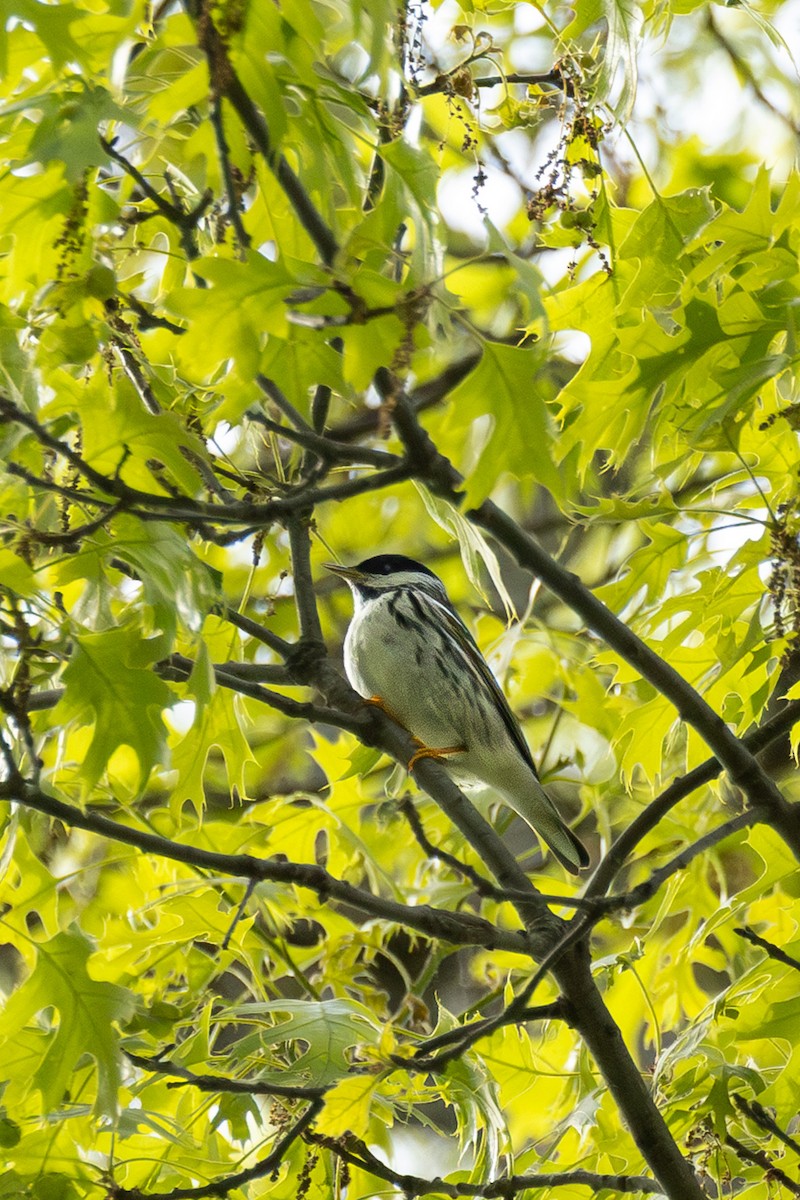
[324,562,363,583]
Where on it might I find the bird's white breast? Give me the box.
[343,591,465,749]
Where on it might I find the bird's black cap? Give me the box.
[354,554,438,579]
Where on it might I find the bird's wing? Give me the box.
[422,590,540,775]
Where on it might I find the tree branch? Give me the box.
[208,93,251,256]
[308,1131,662,1196]
[606,811,758,911]
[110,1098,323,1200]
[124,1052,326,1100]
[0,779,529,953]
[192,4,339,266]
[734,1093,800,1158]
[725,1132,800,1197]
[2,393,413,525]
[385,386,800,862]
[734,926,800,973]
[586,698,800,898]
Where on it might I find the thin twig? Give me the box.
[734,926,800,973]
[247,409,399,467]
[308,1131,661,1196]
[209,93,251,256]
[110,1098,323,1200]
[0,780,530,954]
[125,1051,326,1100]
[256,375,315,433]
[734,1093,800,1158]
[608,812,759,911]
[725,1133,800,1197]
[586,698,800,898]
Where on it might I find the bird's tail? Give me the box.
[506,777,589,875]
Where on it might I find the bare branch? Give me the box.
[246,408,400,467]
[217,606,292,656]
[0,780,530,954]
[308,1132,663,1196]
[192,4,338,266]
[609,811,758,911]
[734,1093,800,1158]
[208,93,251,256]
[125,1052,326,1100]
[416,68,566,96]
[734,926,800,973]
[586,698,800,898]
[110,1099,323,1200]
[725,1132,800,1197]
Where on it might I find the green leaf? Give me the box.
[53,628,175,791]
[562,0,642,116]
[445,342,561,505]
[0,929,134,1115]
[316,1074,379,1137]
[415,482,517,620]
[110,516,220,638]
[167,253,299,382]
[222,998,383,1086]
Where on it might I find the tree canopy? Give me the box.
[1,0,799,1198]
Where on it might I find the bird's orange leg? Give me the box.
[408,743,466,771]
[365,695,406,726]
[365,698,465,771]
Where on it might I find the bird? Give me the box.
[326,553,589,874]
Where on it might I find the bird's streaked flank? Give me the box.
[327,554,589,874]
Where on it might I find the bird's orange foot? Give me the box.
[365,695,407,727]
[408,743,466,771]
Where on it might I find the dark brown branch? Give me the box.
[607,811,758,911]
[409,915,592,1071]
[247,408,400,467]
[125,1052,326,1100]
[112,339,162,414]
[329,352,481,443]
[256,374,315,433]
[123,292,186,335]
[192,5,338,266]
[204,661,289,684]
[286,516,325,645]
[734,1094,800,1158]
[586,698,800,898]
[157,652,357,730]
[3,394,413,524]
[725,1133,800,1197]
[10,503,125,548]
[311,346,339,435]
[416,69,565,96]
[399,798,597,912]
[734,926,800,973]
[101,134,212,261]
[308,1131,662,1196]
[0,780,530,954]
[400,795,499,895]
[208,93,252,256]
[217,606,292,656]
[409,1001,565,1059]
[111,1098,323,1200]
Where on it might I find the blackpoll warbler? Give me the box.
[327,554,589,874]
